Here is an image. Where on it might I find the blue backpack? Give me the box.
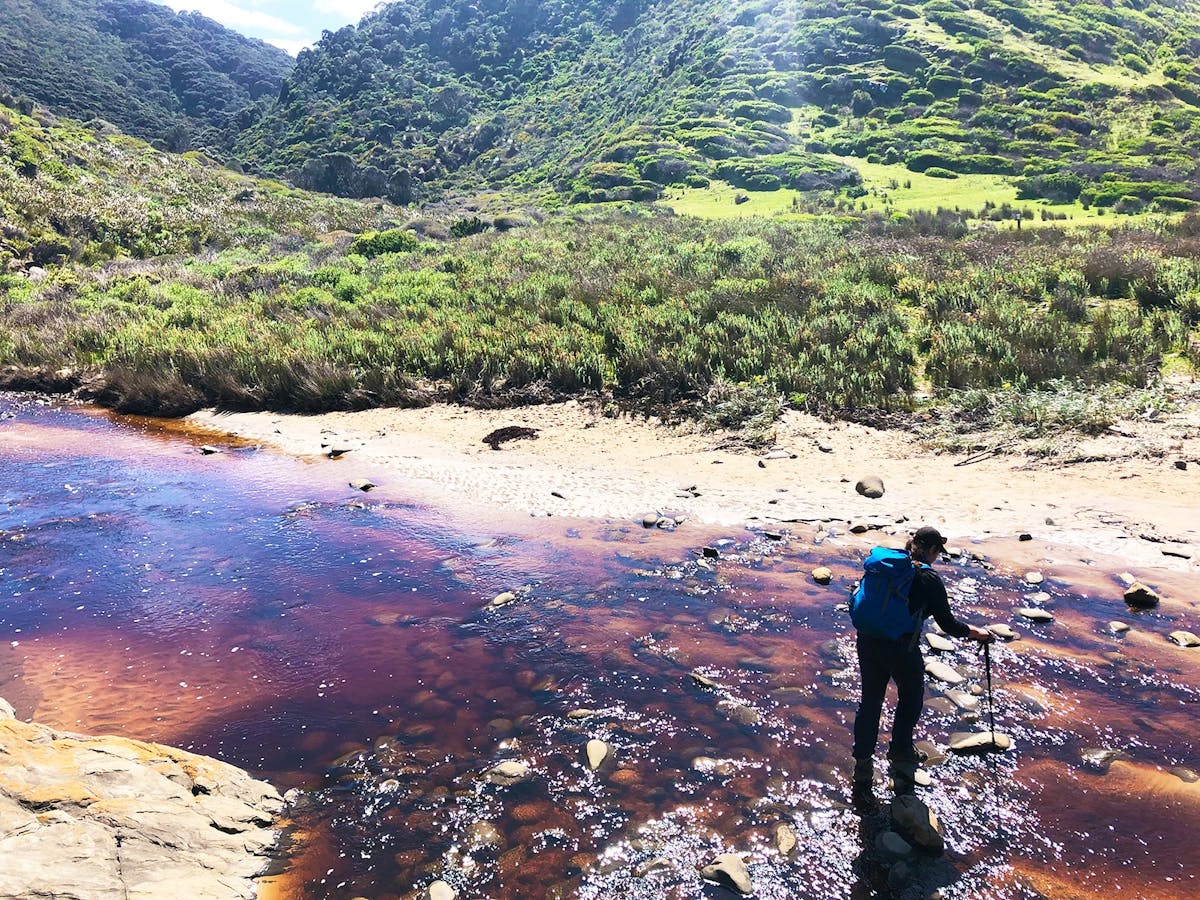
[850,547,926,641]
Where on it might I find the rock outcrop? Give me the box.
[0,698,282,900]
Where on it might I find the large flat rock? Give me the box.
[0,698,282,900]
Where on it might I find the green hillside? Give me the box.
[0,99,397,272]
[235,0,1200,214]
[0,0,293,155]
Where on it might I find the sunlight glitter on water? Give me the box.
[1,394,1198,899]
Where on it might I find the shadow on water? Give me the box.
[1,394,1198,899]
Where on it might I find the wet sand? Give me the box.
[188,399,1200,572]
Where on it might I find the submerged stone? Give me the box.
[427,880,457,900]
[483,761,531,786]
[775,822,797,856]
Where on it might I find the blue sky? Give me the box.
[156,1,382,56]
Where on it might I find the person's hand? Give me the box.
[967,625,994,643]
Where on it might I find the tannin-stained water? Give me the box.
[1,394,1198,899]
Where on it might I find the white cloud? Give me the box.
[311,0,381,21]
[159,0,304,36]
[265,38,312,57]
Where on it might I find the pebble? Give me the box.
[1168,630,1200,647]
[427,881,457,900]
[925,633,955,653]
[699,853,753,895]
[718,699,762,727]
[1024,571,1044,585]
[1018,533,1032,541]
[924,660,963,685]
[1016,608,1054,623]
[763,449,796,460]
[987,624,1017,640]
[348,478,375,491]
[1124,582,1160,608]
[641,513,661,528]
[1080,747,1123,773]
[1108,621,1130,635]
[811,566,833,585]
[490,591,518,608]
[566,708,597,719]
[586,739,610,770]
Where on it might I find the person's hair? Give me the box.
[904,537,916,555]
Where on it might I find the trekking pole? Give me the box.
[983,639,997,746]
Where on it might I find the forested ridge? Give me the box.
[0,0,293,155]
[231,0,1200,211]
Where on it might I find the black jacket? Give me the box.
[908,567,971,638]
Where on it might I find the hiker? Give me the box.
[850,526,992,800]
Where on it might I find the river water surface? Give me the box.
[1,394,1198,899]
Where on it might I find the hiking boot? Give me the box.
[851,758,878,811]
[886,743,929,765]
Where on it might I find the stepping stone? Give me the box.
[875,831,912,859]
[349,478,375,491]
[1025,571,1044,585]
[925,633,955,652]
[586,739,611,770]
[690,671,720,689]
[924,659,963,685]
[699,853,753,895]
[1169,630,1200,647]
[892,794,944,854]
[199,445,222,455]
[811,566,833,585]
[428,881,457,900]
[1016,608,1054,623]
[948,731,1013,754]
[987,624,1018,640]
[775,823,797,856]
[484,760,532,785]
[567,708,597,719]
[1124,582,1160,608]
[1108,621,1130,635]
[490,591,518,608]
[944,690,980,712]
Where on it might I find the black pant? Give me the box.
[852,633,925,760]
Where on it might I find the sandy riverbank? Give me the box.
[187,399,1200,573]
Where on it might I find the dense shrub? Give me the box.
[348,228,419,257]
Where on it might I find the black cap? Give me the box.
[912,526,947,552]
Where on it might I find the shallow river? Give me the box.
[1,395,1198,899]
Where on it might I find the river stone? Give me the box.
[1169,630,1200,647]
[944,690,980,712]
[775,823,797,856]
[466,820,502,848]
[642,513,661,528]
[1108,621,1130,635]
[1124,582,1160,608]
[1016,607,1054,623]
[1024,571,1044,585]
[924,659,963,685]
[0,702,282,900]
[692,757,738,776]
[892,795,945,854]
[199,445,222,455]
[348,478,375,491]
[0,698,13,720]
[690,671,720,689]
[811,566,833,585]
[875,831,912,859]
[428,880,457,900]
[925,633,955,653]
[699,853,753,895]
[948,731,1013,754]
[1079,747,1124,774]
[490,591,518,608]
[913,768,932,787]
[483,761,531,786]
[586,739,610,770]
[855,476,885,499]
[718,700,762,727]
[987,624,1018,640]
[567,708,597,720]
